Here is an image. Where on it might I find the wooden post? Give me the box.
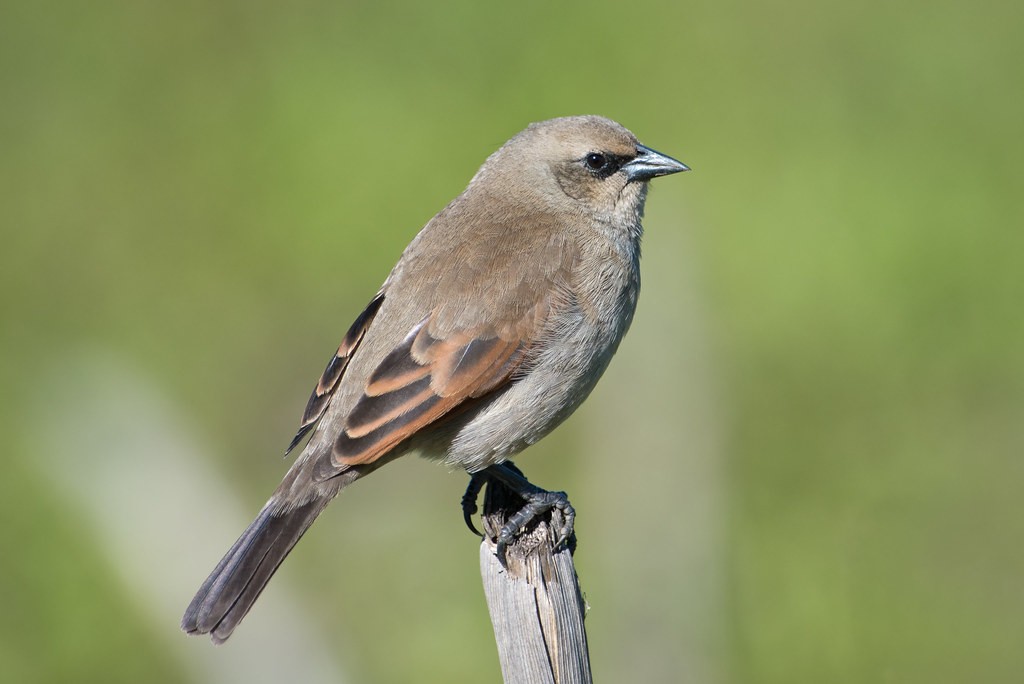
[478,478,592,684]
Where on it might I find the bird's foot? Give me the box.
[463,462,576,561]
[494,488,575,560]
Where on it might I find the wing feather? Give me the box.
[284,292,385,455]
[312,309,536,477]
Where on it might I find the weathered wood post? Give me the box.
[477,477,592,684]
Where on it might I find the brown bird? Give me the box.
[182,115,688,643]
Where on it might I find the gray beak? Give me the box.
[624,144,690,181]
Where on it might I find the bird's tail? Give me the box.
[181,496,329,644]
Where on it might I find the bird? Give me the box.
[181,115,689,644]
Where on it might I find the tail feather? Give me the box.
[182,498,328,644]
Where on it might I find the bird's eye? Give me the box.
[584,153,608,171]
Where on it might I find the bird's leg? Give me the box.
[480,462,576,560]
[461,471,488,537]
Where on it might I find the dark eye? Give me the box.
[584,152,608,171]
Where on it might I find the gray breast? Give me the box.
[440,238,641,472]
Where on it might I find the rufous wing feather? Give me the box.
[311,312,536,479]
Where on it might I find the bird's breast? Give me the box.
[441,236,641,471]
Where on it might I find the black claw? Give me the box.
[547,497,576,548]
[461,472,487,538]
[495,537,509,564]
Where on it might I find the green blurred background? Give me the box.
[2,1,1021,682]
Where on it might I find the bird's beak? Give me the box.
[624,144,690,181]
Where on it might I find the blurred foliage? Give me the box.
[1,0,1022,682]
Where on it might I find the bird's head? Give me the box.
[472,115,689,224]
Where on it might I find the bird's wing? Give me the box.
[284,291,386,455]
[310,301,549,480]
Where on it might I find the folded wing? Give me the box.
[312,307,546,480]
